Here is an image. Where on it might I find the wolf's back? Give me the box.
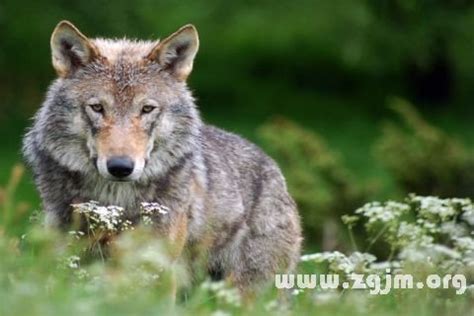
[200,124,290,208]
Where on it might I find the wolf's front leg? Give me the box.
[41,198,78,229]
[153,210,189,304]
[44,211,61,228]
[228,187,301,297]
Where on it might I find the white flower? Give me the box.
[74,268,90,280]
[397,222,423,242]
[140,202,170,215]
[355,201,409,224]
[65,255,81,269]
[313,290,339,305]
[461,204,474,225]
[454,237,474,254]
[264,300,279,311]
[72,201,126,232]
[399,243,460,264]
[211,311,231,316]
[369,261,401,272]
[301,251,375,274]
[201,281,241,307]
[410,195,465,222]
[348,252,376,271]
[292,289,304,296]
[440,222,468,238]
[140,202,170,225]
[68,230,85,240]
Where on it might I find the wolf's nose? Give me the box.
[106,156,134,178]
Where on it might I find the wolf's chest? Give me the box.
[80,178,146,214]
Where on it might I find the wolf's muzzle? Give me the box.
[106,156,135,179]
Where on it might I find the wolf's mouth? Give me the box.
[109,177,133,183]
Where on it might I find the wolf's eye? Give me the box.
[141,105,156,114]
[89,103,104,114]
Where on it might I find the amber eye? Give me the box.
[141,105,156,114]
[89,103,104,113]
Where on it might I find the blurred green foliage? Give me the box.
[376,98,474,197]
[258,117,373,248]
[4,0,474,118]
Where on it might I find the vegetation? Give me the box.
[258,117,372,249]
[1,166,473,315]
[375,98,474,197]
[1,1,473,314]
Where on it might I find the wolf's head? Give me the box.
[37,21,201,182]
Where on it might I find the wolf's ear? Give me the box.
[50,21,98,77]
[147,24,199,81]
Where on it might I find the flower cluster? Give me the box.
[72,201,171,233]
[355,200,409,226]
[72,201,132,233]
[139,202,170,226]
[301,251,376,274]
[63,255,81,269]
[411,195,470,223]
[200,280,241,307]
[301,195,474,292]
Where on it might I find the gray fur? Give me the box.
[23,22,302,291]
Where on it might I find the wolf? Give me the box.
[22,21,302,292]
